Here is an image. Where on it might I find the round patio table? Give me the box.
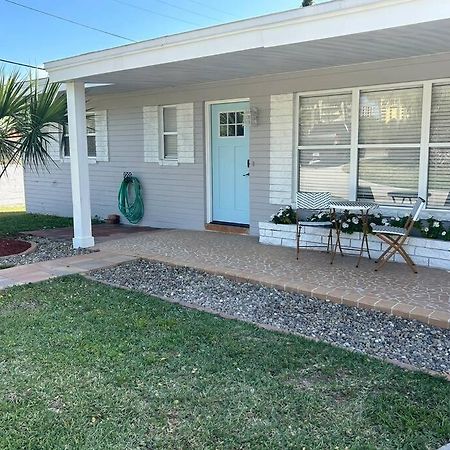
[329,200,379,268]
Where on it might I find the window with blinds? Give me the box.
[162,106,178,159]
[357,87,422,205]
[429,84,450,209]
[63,113,96,158]
[298,93,352,200]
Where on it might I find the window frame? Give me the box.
[159,105,178,161]
[62,111,97,160]
[217,110,246,138]
[295,78,450,215]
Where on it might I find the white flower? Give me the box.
[395,217,400,221]
[352,217,359,224]
[342,223,349,229]
[375,213,381,218]
[270,214,275,220]
[423,227,429,233]
[346,218,351,223]
[370,222,376,227]
[433,221,440,228]
[442,231,447,236]
[382,218,389,224]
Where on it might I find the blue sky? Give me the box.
[1,0,328,73]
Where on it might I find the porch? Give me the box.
[95,229,450,329]
[40,0,450,249]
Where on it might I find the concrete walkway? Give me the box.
[0,251,136,289]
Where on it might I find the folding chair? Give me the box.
[372,197,425,273]
[296,191,333,260]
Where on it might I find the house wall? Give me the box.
[0,165,24,207]
[25,52,450,234]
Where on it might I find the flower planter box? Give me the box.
[259,222,450,271]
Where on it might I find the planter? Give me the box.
[106,214,120,224]
[259,222,450,271]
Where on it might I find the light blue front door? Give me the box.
[211,102,250,225]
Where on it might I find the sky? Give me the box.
[1,0,329,75]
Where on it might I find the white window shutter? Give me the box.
[143,105,160,163]
[269,93,294,205]
[176,103,194,164]
[46,124,62,162]
[94,110,109,162]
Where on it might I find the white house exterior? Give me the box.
[25,0,450,247]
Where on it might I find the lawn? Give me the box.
[1,277,449,449]
[0,212,73,237]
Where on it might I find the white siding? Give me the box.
[177,103,195,164]
[94,110,109,162]
[269,93,294,206]
[143,106,159,163]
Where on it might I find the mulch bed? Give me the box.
[0,239,32,257]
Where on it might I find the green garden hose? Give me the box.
[118,176,144,224]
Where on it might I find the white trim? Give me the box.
[418,80,432,202]
[159,105,179,161]
[429,142,450,148]
[292,93,300,204]
[204,98,250,224]
[45,0,450,82]
[297,144,351,150]
[349,87,360,200]
[356,143,420,149]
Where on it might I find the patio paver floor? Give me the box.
[96,229,450,328]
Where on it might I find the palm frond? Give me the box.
[16,77,67,172]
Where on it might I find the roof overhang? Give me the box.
[45,0,450,92]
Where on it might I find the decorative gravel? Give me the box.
[90,259,450,375]
[0,236,92,267]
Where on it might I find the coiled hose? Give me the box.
[118,176,144,224]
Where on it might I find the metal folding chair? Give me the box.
[372,197,426,273]
[296,191,333,260]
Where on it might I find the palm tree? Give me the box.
[0,70,67,179]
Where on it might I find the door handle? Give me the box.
[243,172,249,177]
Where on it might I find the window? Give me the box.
[428,84,450,210]
[161,106,178,159]
[298,93,352,199]
[219,111,245,137]
[357,87,422,205]
[63,113,96,158]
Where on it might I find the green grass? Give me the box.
[0,277,449,450]
[0,212,73,237]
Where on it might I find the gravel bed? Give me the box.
[0,236,92,267]
[89,259,450,375]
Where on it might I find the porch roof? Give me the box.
[45,0,450,92]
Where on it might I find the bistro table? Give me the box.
[329,200,379,268]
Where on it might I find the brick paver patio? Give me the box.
[1,229,449,328]
[96,230,450,329]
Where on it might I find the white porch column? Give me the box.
[66,80,94,248]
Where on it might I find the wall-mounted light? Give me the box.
[243,106,259,126]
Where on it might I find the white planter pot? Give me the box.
[259,222,450,270]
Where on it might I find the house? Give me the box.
[25,0,450,247]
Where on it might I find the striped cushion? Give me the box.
[296,191,331,210]
[372,225,405,236]
[329,201,376,209]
